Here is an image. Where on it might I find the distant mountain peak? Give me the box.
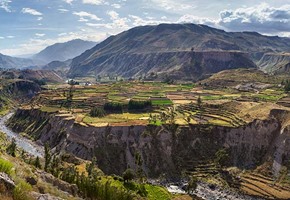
[32,39,96,64]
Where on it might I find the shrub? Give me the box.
[90,107,106,117]
[104,102,123,113]
[6,138,17,157]
[215,148,230,167]
[13,180,32,200]
[128,100,152,110]
[123,169,135,182]
[0,158,13,175]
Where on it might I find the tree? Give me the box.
[184,115,191,124]
[186,176,198,194]
[6,138,17,157]
[197,95,203,121]
[123,168,135,182]
[284,80,290,92]
[86,157,97,178]
[134,152,145,182]
[215,148,230,167]
[169,107,175,124]
[34,156,42,169]
[65,85,74,110]
[90,107,106,117]
[50,155,61,177]
[44,143,52,172]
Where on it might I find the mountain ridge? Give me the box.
[68,23,290,80]
[33,39,96,64]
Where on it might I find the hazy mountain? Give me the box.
[33,39,96,63]
[68,23,290,80]
[0,53,39,69]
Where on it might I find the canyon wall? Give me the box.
[8,109,290,178]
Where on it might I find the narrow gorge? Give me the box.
[7,108,290,180]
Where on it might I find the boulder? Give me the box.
[0,172,15,191]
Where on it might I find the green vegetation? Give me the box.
[104,102,123,113]
[0,157,13,175]
[145,184,171,200]
[34,156,41,169]
[123,168,135,182]
[151,99,173,106]
[44,143,52,172]
[6,138,17,157]
[13,180,33,200]
[90,107,106,117]
[128,99,152,110]
[283,79,290,92]
[215,148,229,167]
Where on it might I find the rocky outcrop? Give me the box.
[1,80,41,101]
[0,172,15,193]
[258,53,290,74]
[8,109,290,178]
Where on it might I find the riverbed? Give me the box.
[0,112,44,157]
[166,181,265,200]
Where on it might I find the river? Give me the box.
[166,182,265,200]
[0,112,44,157]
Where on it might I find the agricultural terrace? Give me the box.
[28,80,289,127]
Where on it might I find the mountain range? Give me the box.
[32,39,96,63]
[0,53,38,69]
[1,23,290,80]
[0,39,96,70]
[68,23,290,80]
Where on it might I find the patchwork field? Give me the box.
[27,79,289,128]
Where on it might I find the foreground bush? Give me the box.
[0,157,13,175]
[13,180,32,200]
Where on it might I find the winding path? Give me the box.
[0,112,44,157]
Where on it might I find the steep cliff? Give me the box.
[258,53,290,74]
[8,108,290,179]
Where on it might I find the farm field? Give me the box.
[28,80,290,128]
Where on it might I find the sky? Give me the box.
[0,0,290,56]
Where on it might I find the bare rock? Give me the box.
[26,176,37,185]
[0,172,15,191]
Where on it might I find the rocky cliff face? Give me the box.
[258,53,290,74]
[7,109,290,178]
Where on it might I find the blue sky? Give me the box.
[0,0,290,56]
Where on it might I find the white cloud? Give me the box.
[35,33,45,37]
[106,10,130,28]
[21,8,43,16]
[107,10,119,20]
[37,17,43,21]
[7,36,15,39]
[218,3,290,34]
[58,33,67,36]
[0,0,11,12]
[82,0,107,5]
[63,0,73,4]
[0,36,4,39]
[177,15,217,26]
[73,11,101,22]
[129,15,170,26]
[58,8,69,13]
[111,4,121,9]
[147,0,195,12]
